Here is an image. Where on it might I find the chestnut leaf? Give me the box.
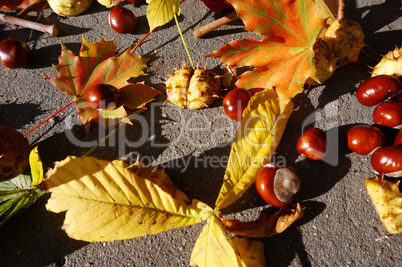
[215,89,294,210]
[41,156,212,242]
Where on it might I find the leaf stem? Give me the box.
[24,99,75,136]
[130,28,155,54]
[194,11,238,38]
[338,0,345,20]
[174,13,195,69]
[0,12,59,36]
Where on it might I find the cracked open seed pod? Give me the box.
[164,63,222,110]
[47,0,93,16]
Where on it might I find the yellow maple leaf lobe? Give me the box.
[365,177,402,234]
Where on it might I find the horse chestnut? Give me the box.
[109,6,137,34]
[0,39,31,69]
[86,84,120,110]
[255,163,301,207]
[223,88,252,121]
[371,146,402,177]
[394,129,402,146]
[356,75,402,106]
[373,100,402,128]
[297,128,328,160]
[347,125,385,155]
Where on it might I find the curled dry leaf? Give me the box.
[371,46,402,78]
[323,18,365,68]
[42,156,212,242]
[365,177,402,234]
[223,203,304,238]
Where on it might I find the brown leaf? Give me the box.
[223,203,303,238]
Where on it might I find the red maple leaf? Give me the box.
[208,0,334,104]
[45,37,161,129]
[198,0,233,14]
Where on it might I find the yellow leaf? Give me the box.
[232,237,266,267]
[147,0,181,31]
[190,215,246,267]
[365,177,402,234]
[215,89,294,210]
[42,156,211,242]
[29,147,43,186]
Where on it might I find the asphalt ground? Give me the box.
[0,0,401,266]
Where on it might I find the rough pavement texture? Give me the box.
[1,0,402,266]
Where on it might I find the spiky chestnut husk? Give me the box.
[48,0,93,16]
[324,18,365,68]
[187,66,221,110]
[165,62,194,109]
[306,38,337,85]
[0,125,31,182]
[164,63,221,110]
[372,46,402,78]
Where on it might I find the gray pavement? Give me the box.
[0,0,401,266]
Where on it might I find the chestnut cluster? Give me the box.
[348,75,402,178]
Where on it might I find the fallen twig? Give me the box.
[194,11,238,38]
[17,0,48,18]
[0,13,59,36]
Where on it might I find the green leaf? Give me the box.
[147,0,181,31]
[215,90,294,210]
[43,156,212,242]
[0,172,44,228]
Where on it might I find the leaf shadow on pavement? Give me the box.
[0,102,41,129]
[0,194,88,267]
[262,200,327,267]
[347,0,402,59]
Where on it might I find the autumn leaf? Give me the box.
[0,147,44,228]
[190,214,246,267]
[42,156,213,242]
[0,0,39,10]
[215,89,294,210]
[147,0,181,31]
[208,0,329,104]
[223,203,304,238]
[365,177,402,234]
[45,37,161,129]
[232,237,266,267]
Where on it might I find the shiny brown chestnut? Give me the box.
[0,39,32,69]
[109,6,137,34]
[347,125,386,155]
[371,146,402,177]
[356,75,402,106]
[86,84,120,110]
[373,100,402,128]
[394,129,402,146]
[297,128,328,160]
[255,163,301,207]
